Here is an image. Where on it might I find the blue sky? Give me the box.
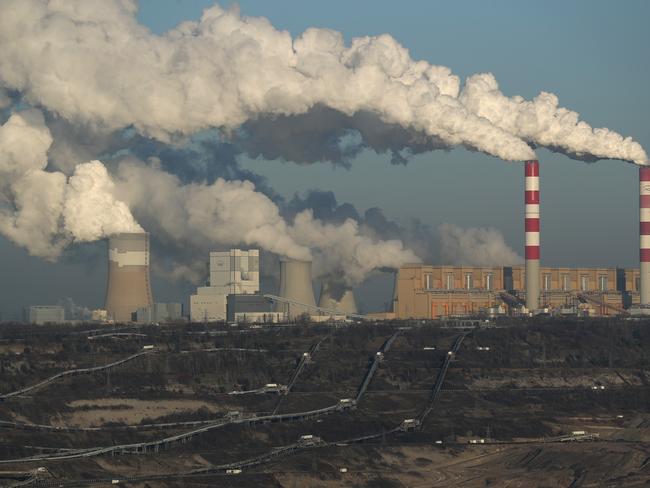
[0,1,648,318]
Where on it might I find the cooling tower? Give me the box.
[640,167,650,306]
[275,259,317,319]
[104,232,153,322]
[318,282,358,315]
[525,160,540,312]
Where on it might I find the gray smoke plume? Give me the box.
[59,297,92,321]
[0,88,11,111]
[288,190,522,283]
[236,106,448,166]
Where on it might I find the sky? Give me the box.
[0,0,648,319]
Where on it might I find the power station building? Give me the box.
[226,294,281,323]
[135,302,183,324]
[190,249,260,322]
[24,305,65,325]
[396,264,640,318]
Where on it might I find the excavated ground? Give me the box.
[0,318,649,487]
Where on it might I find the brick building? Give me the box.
[396,265,640,318]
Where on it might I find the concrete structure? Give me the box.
[24,305,65,325]
[232,311,283,323]
[640,166,650,306]
[104,233,153,322]
[135,303,183,324]
[226,294,280,323]
[318,282,358,315]
[396,265,639,319]
[525,160,541,311]
[190,249,259,322]
[190,290,226,323]
[275,259,317,320]
[209,249,260,295]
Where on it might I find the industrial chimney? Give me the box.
[105,232,153,322]
[640,167,650,306]
[525,160,540,312]
[318,282,358,315]
[275,259,317,319]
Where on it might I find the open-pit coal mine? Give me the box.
[1,318,650,487]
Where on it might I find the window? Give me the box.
[465,273,473,290]
[485,273,493,291]
[636,277,641,292]
[580,275,588,291]
[424,273,432,290]
[445,273,454,290]
[598,275,608,291]
[561,274,570,291]
[543,274,551,291]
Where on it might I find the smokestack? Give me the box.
[640,167,650,306]
[105,232,153,322]
[276,259,317,319]
[318,282,358,315]
[525,160,540,311]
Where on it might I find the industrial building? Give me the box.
[190,249,260,322]
[24,305,65,325]
[396,265,640,318]
[513,162,649,315]
[104,232,153,322]
[226,294,282,323]
[135,303,183,324]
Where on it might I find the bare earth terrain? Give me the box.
[0,318,649,487]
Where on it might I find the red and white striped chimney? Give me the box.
[525,160,540,311]
[640,167,650,306]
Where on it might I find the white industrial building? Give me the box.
[24,306,65,325]
[190,249,260,322]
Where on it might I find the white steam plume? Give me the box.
[0,1,644,163]
[0,1,644,290]
[115,160,419,285]
[459,74,647,164]
[114,160,311,261]
[439,223,523,266]
[290,210,420,285]
[0,110,142,259]
[0,109,52,180]
[64,161,143,241]
[0,109,419,284]
[0,88,10,110]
